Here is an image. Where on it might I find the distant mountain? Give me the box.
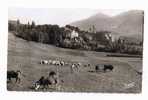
[70,10,144,41]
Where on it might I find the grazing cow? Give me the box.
[77,62,82,66]
[40,60,48,65]
[84,63,91,67]
[137,71,142,75]
[34,76,51,90]
[104,64,114,72]
[71,64,79,73]
[55,60,61,66]
[95,64,104,72]
[60,61,65,66]
[49,71,56,76]
[34,71,58,90]
[95,64,114,72]
[49,71,58,84]
[48,60,52,65]
[52,60,57,65]
[7,70,21,83]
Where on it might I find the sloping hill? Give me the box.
[71,13,113,32]
[71,10,144,41]
[7,32,142,92]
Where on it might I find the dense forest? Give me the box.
[8,20,143,55]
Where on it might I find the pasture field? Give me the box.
[7,32,142,93]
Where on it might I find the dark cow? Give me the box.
[104,64,114,72]
[34,71,58,90]
[95,64,114,72]
[7,70,21,83]
[49,71,56,76]
[49,71,58,84]
[34,76,51,90]
[95,64,104,72]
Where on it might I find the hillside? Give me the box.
[7,32,142,92]
[71,10,144,41]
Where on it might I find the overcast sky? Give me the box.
[9,8,129,26]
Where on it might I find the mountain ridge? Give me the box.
[70,10,144,41]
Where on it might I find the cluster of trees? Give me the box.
[8,20,142,55]
[9,20,65,45]
[104,38,143,55]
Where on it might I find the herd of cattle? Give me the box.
[7,58,114,91]
[40,59,84,73]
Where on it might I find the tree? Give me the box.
[17,19,20,25]
[16,19,20,32]
[31,21,36,29]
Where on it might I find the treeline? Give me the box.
[9,20,65,45]
[8,20,142,55]
[8,20,110,49]
[104,38,143,55]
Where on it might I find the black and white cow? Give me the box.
[40,60,49,65]
[7,70,21,83]
[34,71,58,90]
